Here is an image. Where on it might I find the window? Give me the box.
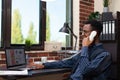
[11,0,40,44]
[0,0,72,50]
[45,0,72,48]
[0,0,45,50]
[0,1,1,47]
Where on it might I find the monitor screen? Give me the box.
[5,48,26,69]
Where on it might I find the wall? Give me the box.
[109,0,120,19]
[94,0,103,13]
[94,0,120,18]
[73,0,79,50]
[73,0,94,50]
[0,51,62,66]
[79,0,94,49]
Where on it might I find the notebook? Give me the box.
[5,48,29,71]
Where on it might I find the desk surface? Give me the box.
[0,67,71,80]
[30,68,71,75]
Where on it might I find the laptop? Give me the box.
[5,48,29,71]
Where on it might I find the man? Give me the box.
[29,20,112,80]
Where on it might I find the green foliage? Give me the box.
[11,9,24,44]
[12,9,37,45]
[25,39,32,48]
[26,22,37,44]
[88,11,100,20]
[103,0,109,7]
[46,13,50,41]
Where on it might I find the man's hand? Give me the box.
[27,62,45,69]
[82,37,93,47]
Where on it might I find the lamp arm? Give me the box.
[74,36,77,50]
[67,26,78,50]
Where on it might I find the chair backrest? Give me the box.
[103,43,117,80]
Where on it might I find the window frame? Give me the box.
[0,0,45,50]
[0,0,73,51]
[64,0,73,50]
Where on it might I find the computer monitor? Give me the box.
[5,48,26,69]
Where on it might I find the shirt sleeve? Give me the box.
[43,52,80,69]
[80,46,89,57]
[43,59,73,69]
[80,48,111,76]
[72,46,111,79]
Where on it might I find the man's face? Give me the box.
[82,24,92,38]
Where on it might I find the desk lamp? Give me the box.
[59,22,77,50]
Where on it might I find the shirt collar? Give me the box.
[89,43,103,49]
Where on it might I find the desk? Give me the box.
[0,68,71,80]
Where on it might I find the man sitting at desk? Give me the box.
[29,20,112,80]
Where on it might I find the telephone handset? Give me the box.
[89,31,97,41]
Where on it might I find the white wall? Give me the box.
[95,0,120,18]
[109,0,120,13]
[94,0,103,14]
[73,0,79,50]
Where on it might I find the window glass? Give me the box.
[11,0,40,44]
[0,1,1,47]
[46,0,71,47]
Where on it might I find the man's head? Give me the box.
[82,20,103,38]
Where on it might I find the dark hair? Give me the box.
[84,20,103,36]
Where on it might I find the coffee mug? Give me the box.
[41,57,47,63]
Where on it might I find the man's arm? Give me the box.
[82,51,111,76]
[79,46,111,76]
[28,52,80,69]
[43,52,81,69]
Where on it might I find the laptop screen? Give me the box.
[5,48,26,69]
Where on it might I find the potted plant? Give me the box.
[25,39,32,51]
[103,0,110,12]
[88,11,100,21]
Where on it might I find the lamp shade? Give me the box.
[59,22,78,50]
[59,23,69,34]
